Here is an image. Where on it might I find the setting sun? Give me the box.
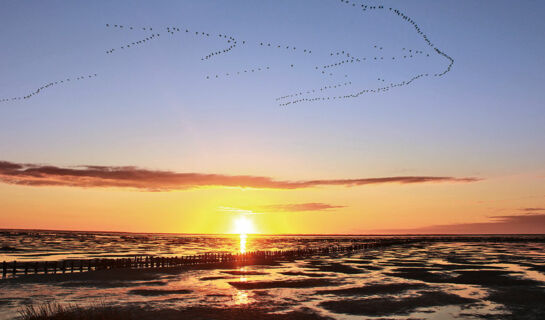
[233,216,256,235]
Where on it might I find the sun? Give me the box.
[233,216,255,235]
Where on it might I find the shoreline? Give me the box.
[4,236,545,279]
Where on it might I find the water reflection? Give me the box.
[2,240,544,320]
[234,290,249,305]
[239,234,247,254]
[238,267,248,282]
[11,231,535,262]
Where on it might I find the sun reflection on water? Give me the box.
[234,290,249,305]
[239,234,247,254]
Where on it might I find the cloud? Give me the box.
[520,208,545,212]
[258,203,345,212]
[218,207,261,215]
[218,203,344,215]
[371,213,545,234]
[0,160,481,192]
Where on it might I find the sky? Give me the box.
[0,0,544,234]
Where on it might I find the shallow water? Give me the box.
[1,231,545,319]
[0,230,408,262]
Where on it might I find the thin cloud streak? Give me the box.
[218,207,260,215]
[218,203,344,215]
[0,160,481,191]
[258,203,345,212]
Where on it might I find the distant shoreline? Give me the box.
[1,228,544,236]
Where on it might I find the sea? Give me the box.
[1,230,544,320]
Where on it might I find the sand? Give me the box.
[19,304,333,320]
[127,289,192,296]
[316,282,428,296]
[319,291,477,316]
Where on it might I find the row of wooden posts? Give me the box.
[2,236,544,278]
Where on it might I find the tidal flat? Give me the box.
[1,233,545,319]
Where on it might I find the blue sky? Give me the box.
[1,0,544,178]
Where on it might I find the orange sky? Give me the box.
[1,162,543,234]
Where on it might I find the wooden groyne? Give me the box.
[2,236,544,278]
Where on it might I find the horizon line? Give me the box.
[1,228,543,237]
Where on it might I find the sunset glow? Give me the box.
[1,2,545,319]
[233,216,256,235]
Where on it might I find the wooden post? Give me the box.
[13,261,17,276]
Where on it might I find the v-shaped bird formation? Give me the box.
[1,1,453,107]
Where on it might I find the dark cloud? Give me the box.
[0,160,481,191]
[373,214,545,234]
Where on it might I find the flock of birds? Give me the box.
[276,81,353,101]
[105,27,161,55]
[278,73,428,106]
[320,48,428,70]
[1,1,453,106]
[275,0,454,106]
[0,74,97,103]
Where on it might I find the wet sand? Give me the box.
[319,291,477,316]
